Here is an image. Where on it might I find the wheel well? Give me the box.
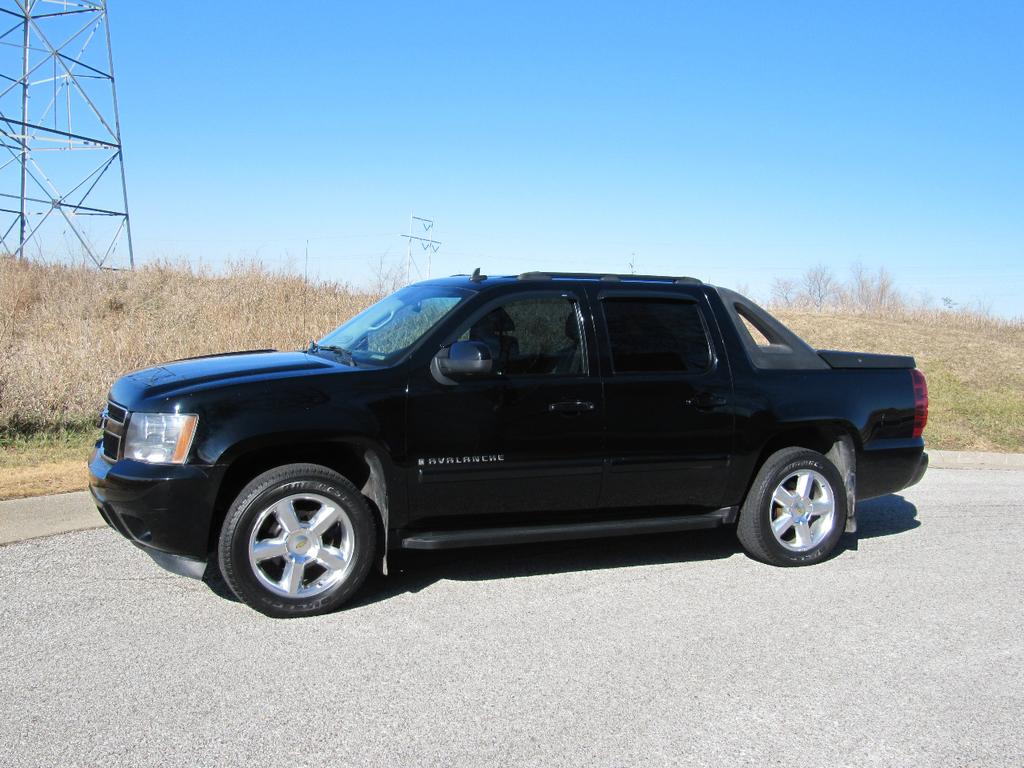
[208,441,380,554]
[758,426,837,464]
[750,425,859,531]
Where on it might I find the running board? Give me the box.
[400,508,736,551]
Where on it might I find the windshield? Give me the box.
[316,284,469,366]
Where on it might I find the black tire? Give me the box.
[218,463,377,618]
[737,447,848,567]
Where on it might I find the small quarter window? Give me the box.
[603,298,712,373]
[739,312,772,348]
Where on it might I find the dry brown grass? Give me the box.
[2,461,86,498]
[0,427,97,499]
[0,258,1020,501]
[0,256,375,432]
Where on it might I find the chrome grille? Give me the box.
[101,401,128,460]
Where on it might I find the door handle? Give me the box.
[684,393,727,410]
[548,400,596,415]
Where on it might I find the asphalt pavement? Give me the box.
[1,467,1021,767]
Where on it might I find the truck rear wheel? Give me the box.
[737,447,848,566]
[218,463,376,617]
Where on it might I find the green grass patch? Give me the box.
[924,365,1024,452]
[0,422,99,470]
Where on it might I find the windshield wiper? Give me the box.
[307,341,357,367]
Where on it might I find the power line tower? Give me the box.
[401,214,439,282]
[0,0,133,268]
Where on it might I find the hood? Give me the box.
[109,350,344,407]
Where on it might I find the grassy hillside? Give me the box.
[0,256,375,432]
[1,257,1021,498]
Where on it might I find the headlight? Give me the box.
[124,412,198,464]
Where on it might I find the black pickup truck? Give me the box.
[89,271,928,617]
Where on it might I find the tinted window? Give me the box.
[603,298,711,373]
[459,297,585,376]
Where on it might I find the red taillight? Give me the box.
[911,368,928,438]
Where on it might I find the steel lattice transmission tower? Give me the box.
[402,215,439,282]
[0,0,133,267]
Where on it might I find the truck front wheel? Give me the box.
[217,463,377,617]
[737,447,848,566]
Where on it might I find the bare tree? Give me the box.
[369,254,406,298]
[802,263,839,310]
[770,277,799,308]
[872,266,900,311]
[849,262,872,310]
[849,262,901,311]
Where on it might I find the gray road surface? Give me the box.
[1,467,1021,767]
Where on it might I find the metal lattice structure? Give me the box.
[0,0,133,267]
[402,215,439,281]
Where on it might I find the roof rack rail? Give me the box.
[517,271,702,285]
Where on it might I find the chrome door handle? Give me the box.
[684,393,727,410]
[548,400,595,414]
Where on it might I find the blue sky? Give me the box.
[109,1,1022,316]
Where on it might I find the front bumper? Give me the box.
[88,444,223,578]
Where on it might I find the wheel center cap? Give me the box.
[289,533,312,554]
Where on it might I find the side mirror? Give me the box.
[432,340,493,382]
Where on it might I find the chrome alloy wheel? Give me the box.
[247,493,356,598]
[769,469,836,552]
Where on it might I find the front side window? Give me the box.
[458,296,585,376]
[602,298,712,373]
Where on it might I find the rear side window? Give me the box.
[602,298,712,373]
